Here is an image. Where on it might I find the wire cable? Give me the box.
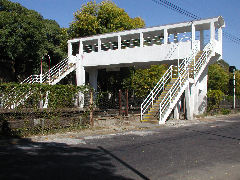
[151,0,240,45]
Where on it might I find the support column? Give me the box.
[194,66,208,115]
[185,82,194,120]
[98,38,102,52]
[89,68,98,91]
[130,39,134,48]
[218,27,223,58]
[79,40,83,54]
[174,33,178,43]
[210,21,215,41]
[164,28,168,44]
[76,55,85,108]
[140,32,144,47]
[191,23,196,48]
[173,100,180,120]
[68,41,72,57]
[200,30,204,50]
[118,35,121,50]
[109,42,113,50]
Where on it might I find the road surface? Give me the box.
[1,115,240,180]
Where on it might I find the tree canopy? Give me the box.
[0,0,67,82]
[123,65,168,98]
[208,62,229,95]
[69,0,145,38]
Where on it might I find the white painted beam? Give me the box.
[210,21,215,41]
[164,28,168,44]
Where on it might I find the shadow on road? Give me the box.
[0,137,133,180]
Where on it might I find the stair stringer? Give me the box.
[194,44,216,84]
[159,79,189,124]
[50,64,77,85]
[160,42,216,123]
[3,57,78,109]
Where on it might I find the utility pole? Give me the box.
[89,90,94,127]
[229,66,236,109]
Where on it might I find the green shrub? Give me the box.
[220,108,231,115]
[207,89,224,111]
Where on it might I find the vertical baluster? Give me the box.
[151,91,154,105]
[159,103,162,122]
[193,52,195,78]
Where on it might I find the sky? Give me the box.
[11,0,240,69]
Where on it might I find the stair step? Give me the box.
[141,119,159,123]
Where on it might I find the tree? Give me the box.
[123,65,168,98]
[0,0,67,82]
[208,63,229,95]
[69,0,145,38]
[235,70,240,96]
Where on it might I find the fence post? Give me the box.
[125,89,128,116]
[90,90,94,127]
[159,103,162,122]
[119,90,122,115]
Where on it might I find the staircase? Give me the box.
[141,41,215,124]
[2,57,78,109]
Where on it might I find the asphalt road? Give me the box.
[1,115,240,180]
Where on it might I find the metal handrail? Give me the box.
[194,42,214,78]
[3,57,77,108]
[159,41,214,123]
[140,33,192,120]
[141,65,173,120]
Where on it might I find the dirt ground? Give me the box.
[29,112,240,145]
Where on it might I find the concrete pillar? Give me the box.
[109,42,113,50]
[118,35,121,49]
[185,82,194,120]
[191,23,195,48]
[89,68,98,91]
[218,27,223,57]
[76,58,85,86]
[173,100,180,120]
[200,30,204,50]
[164,28,168,44]
[68,41,72,57]
[98,38,102,52]
[210,21,215,41]
[130,39,134,48]
[76,55,85,108]
[194,66,208,115]
[79,40,83,54]
[140,32,144,47]
[174,33,178,43]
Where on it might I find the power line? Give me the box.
[151,0,240,45]
[151,0,200,20]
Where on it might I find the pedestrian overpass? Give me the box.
[3,16,225,124]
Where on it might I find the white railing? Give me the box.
[2,57,77,109]
[140,65,173,120]
[194,41,214,80]
[19,57,73,85]
[158,41,214,123]
[158,42,200,123]
[140,39,198,121]
[43,58,71,84]
[159,65,189,123]
[21,75,41,84]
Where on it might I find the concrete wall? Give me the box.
[82,41,192,68]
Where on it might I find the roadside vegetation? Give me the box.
[0,0,239,136]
